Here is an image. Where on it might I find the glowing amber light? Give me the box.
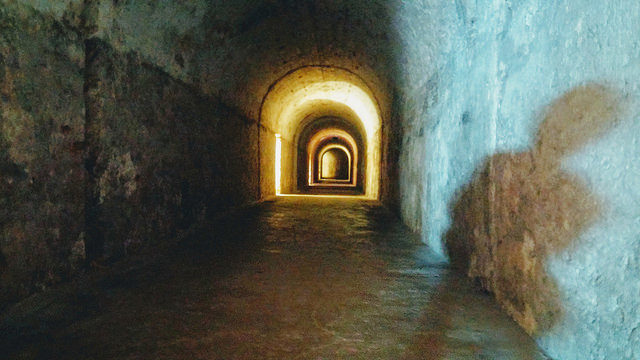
[306,128,358,187]
[261,66,382,198]
[319,145,351,181]
[275,134,282,194]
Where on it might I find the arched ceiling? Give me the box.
[77,0,396,200]
[307,128,359,167]
[81,0,395,121]
[261,66,382,141]
[294,103,367,146]
[260,66,382,197]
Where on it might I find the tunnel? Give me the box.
[260,66,383,197]
[0,1,639,359]
[296,112,366,194]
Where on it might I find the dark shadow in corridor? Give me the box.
[445,84,620,335]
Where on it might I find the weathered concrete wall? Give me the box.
[393,0,461,253]
[0,1,86,307]
[395,1,640,358]
[490,3,640,359]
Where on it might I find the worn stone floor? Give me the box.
[1,196,549,359]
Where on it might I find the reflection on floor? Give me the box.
[1,197,549,359]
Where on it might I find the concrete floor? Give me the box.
[1,196,549,359]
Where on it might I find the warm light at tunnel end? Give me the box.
[262,66,383,199]
[275,134,282,195]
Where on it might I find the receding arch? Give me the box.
[259,66,383,198]
[304,126,360,190]
[319,146,351,181]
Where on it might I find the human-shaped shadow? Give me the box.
[445,84,620,335]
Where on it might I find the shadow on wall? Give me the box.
[445,84,620,335]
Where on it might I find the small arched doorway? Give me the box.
[319,146,351,181]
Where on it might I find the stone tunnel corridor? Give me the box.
[1,1,639,359]
[1,196,548,359]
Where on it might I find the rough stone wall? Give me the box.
[83,38,260,263]
[0,2,86,308]
[0,1,261,308]
[396,1,640,358]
